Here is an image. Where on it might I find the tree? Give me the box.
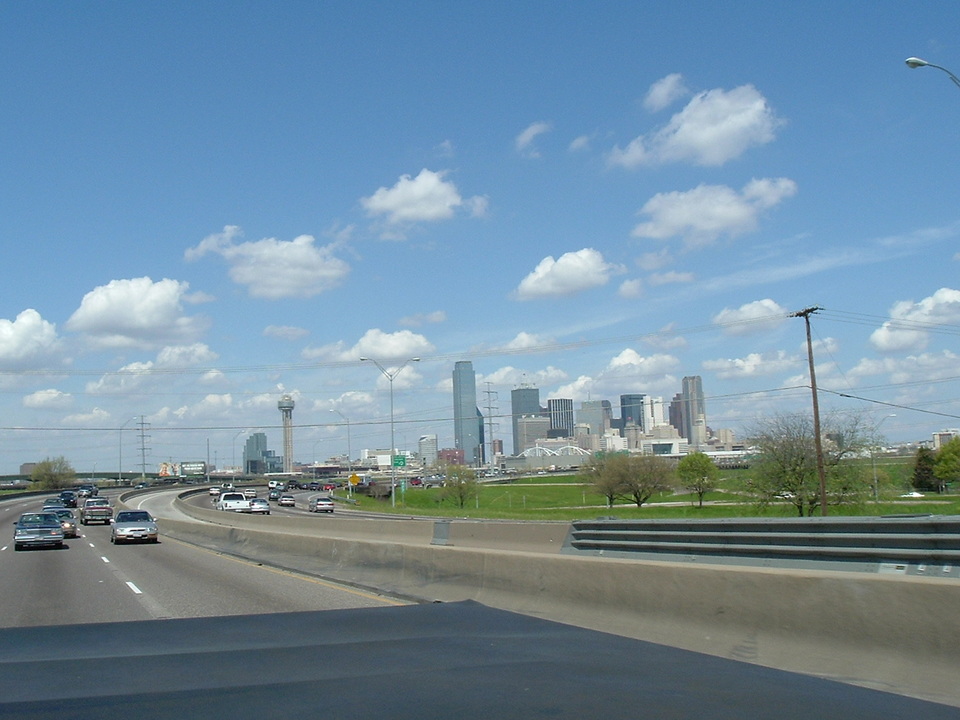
[581,452,628,507]
[912,446,937,491]
[933,437,960,493]
[31,456,76,490]
[438,465,478,509]
[747,412,871,517]
[677,452,719,507]
[620,454,675,507]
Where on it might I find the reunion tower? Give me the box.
[278,394,295,474]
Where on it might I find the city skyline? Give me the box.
[2,4,960,474]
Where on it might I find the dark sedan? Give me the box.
[14,512,65,551]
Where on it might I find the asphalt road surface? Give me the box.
[0,491,400,629]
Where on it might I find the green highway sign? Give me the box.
[392,455,406,467]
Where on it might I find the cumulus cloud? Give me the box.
[851,350,960,385]
[156,343,218,367]
[186,226,350,300]
[632,178,797,247]
[644,73,689,112]
[636,248,673,271]
[501,332,553,351]
[702,350,798,379]
[0,309,63,370]
[302,328,435,363]
[360,169,486,237]
[609,83,784,167]
[568,349,680,399]
[399,310,447,328]
[515,121,551,158]
[869,288,960,353]
[476,365,568,389]
[713,299,789,335]
[515,248,625,300]
[23,389,72,409]
[66,277,209,349]
[85,360,154,395]
[62,407,111,426]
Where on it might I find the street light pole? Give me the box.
[330,408,353,495]
[905,57,960,90]
[118,417,135,485]
[360,356,420,508]
[871,414,896,502]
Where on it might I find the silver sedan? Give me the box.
[110,510,159,544]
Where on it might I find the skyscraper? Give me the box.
[453,361,483,466]
[681,376,706,448]
[578,400,612,436]
[547,398,575,437]
[510,385,541,455]
[620,394,645,433]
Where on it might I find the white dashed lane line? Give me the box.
[125,581,143,595]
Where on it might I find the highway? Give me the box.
[0,490,403,629]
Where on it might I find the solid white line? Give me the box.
[125,581,143,595]
[100,556,110,563]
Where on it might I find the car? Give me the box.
[278,494,296,507]
[268,489,281,501]
[13,512,65,551]
[76,484,99,498]
[53,509,80,538]
[247,498,271,515]
[80,497,114,525]
[308,496,334,513]
[243,488,257,499]
[110,510,159,544]
[42,499,66,511]
[216,492,250,512]
[208,486,222,496]
[308,481,321,491]
[58,490,78,507]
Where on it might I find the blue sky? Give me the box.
[2,2,960,475]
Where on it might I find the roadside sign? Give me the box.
[392,455,406,468]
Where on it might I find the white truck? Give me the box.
[216,492,250,512]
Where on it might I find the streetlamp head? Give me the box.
[905,57,929,69]
[359,356,369,362]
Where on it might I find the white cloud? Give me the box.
[702,350,798,379]
[610,83,784,167]
[618,279,643,298]
[264,325,310,341]
[399,310,447,327]
[632,178,797,247]
[515,248,625,300]
[648,270,694,286]
[636,248,673,271]
[644,73,689,112]
[66,277,209,349]
[851,350,960,385]
[302,328,435,363]
[360,169,485,237]
[62,407,111,426]
[186,226,350,300]
[156,343,218,367]
[0,309,63,370]
[85,360,154,395]
[515,121,551,158]
[712,299,789,335]
[869,288,960,353]
[575,349,680,399]
[643,323,688,351]
[477,365,568,388]
[502,332,552,351]
[569,134,592,152]
[23,389,72,409]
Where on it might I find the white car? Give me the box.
[309,496,335,513]
[247,498,271,515]
[278,494,296,507]
[217,492,250,512]
[243,488,257,499]
[110,510,159,544]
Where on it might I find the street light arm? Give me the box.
[905,57,960,90]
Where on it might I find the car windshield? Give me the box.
[55,510,75,519]
[19,513,58,525]
[116,511,151,522]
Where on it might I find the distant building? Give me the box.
[547,398,574,438]
[453,361,484,466]
[243,432,282,475]
[681,376,706,449]
[516,415,550,454]
[438,448,465,466]
[511,385,542,455]
[418,434,438,468]
[620,394,645,433]
[932,430,960,451]
[578,400,612,436]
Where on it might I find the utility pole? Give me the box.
[483,382,498,470]
[136,415,151,480]
[791,306,828,516]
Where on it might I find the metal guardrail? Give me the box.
[563,515,960,579]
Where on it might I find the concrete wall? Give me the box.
[152,493,960,707]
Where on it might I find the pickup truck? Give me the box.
[216,492,251,512]
[80,497,113,525]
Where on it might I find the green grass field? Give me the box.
[345,459,959,521]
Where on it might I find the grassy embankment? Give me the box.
[343,457,959,521]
